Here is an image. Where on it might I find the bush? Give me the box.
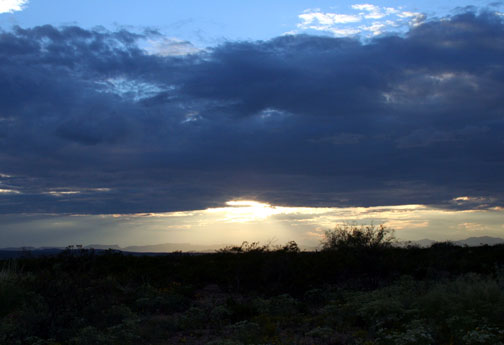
[378,319,434,345]
[226,320,261,343]
[321,223,396,250]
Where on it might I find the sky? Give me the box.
[1,0,504,248]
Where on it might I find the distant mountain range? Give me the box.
[89,242,260,252]
[455,236,504,246]
[401,236,504,247]
[1,236,503,259]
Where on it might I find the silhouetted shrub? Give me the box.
[3,237,504,344]
[430,241,459,249]
[217,241,271,254]
[225,320,261,343]
[321,223,396,250]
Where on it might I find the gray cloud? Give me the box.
[1,9,504,214]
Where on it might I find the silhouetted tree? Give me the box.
[321,223,396,250]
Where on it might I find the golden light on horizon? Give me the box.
[206,200,279,223]
[75,199,504,248]
[225,200,270,207]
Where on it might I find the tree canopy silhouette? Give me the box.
[321,224,396,250]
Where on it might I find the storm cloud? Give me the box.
[1,9,504,214]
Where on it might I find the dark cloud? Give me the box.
[1,9,504,214]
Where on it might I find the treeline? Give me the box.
[2,226,504,344]
[11,239,504,295]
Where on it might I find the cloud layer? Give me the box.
[296,3,425,37]
[0,0,28,14]
[1,9,504,214]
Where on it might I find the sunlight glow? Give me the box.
[209,200,278,222]
[225,200,270,207]
[46,191,81,197]
[216,200,343,223]
[88,199,504,247]
[454,196,471,201]
[0,188,21,194]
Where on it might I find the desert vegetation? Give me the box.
[2,225,504,344]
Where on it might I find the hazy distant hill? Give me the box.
[403,239,437,247]
[85,244,121,250]
[122,243,228,253]
[1,236,503,259]
[92,243,319,252]
[455,236,504,246]
[402,236,504,247]
[0,248,63,259]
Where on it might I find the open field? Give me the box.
[2,239,504,344]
